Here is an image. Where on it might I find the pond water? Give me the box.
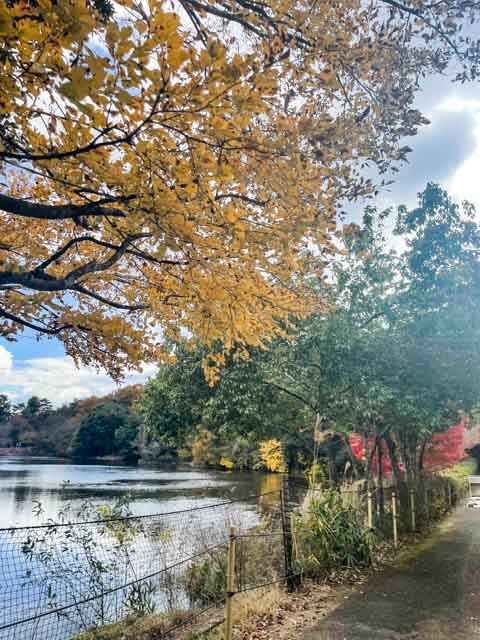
[0,456,290,640]
[0,455,284,527]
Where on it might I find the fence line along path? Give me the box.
[0,489,289,640]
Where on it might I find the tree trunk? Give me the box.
[418,439,428,473]
[342,434,361,479]
[377,436,385,521]
[365,434,378,491]
[398,430,416,488]
[313,412,321,465]
[384,432,403,489]
[327,450,337,489]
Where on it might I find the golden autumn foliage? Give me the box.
[259,439,286,473]
[1,0,479,377]
[191,428,216,466]
[219,456,234,470]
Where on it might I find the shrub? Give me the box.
[259,439,286,473]
[293,490,374,577]
[184,550,227,606]
[191,428,219,466]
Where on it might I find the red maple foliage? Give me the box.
[349,416,470,475]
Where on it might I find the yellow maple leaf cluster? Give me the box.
[259,439,287,473]
[0,0,475,376]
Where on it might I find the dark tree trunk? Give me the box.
[384,432,403,488]
[327,452,337,489]
[342,435,362,479]
[418,439,428,473]
[377,436,385,521]
[365,434,378,491]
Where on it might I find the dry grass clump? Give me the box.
[73,609,192,640]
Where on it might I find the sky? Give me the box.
[3,70,480,405]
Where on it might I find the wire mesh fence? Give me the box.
[0,490,286,640]
[0,475,465,640]
[292,473,464,538]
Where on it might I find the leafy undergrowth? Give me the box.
[73,488,463,640]
[190,581,350,640]
[72,534,437,640]
[439,458,477,491]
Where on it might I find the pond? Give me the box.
[0,455,284,527]
[0,456,292,640]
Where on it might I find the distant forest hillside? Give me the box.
[0,386,143,461]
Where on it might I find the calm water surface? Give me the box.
[0,455,283,527]
[0,457,289,640]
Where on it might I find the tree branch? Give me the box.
[0,193,132,220]
[0,307,73,335]
[215,193,268,206]
[264,380,317,412]
[73,284,149,311]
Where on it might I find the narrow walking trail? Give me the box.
[306,508,480,639]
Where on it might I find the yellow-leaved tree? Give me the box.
[1,0,479,377]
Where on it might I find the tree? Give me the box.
[2,0,480,377]
[138,344,210,450]
[114,416,141,461]
[138,341,310,466]
[264,186,480,487]
[0,394,11,424]
[69,402,135,458]
[21,396,53,420]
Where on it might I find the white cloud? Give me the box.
[448,113,480,210]
[0,346,12,377]
[0,349,156,406]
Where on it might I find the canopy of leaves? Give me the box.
[69,401,140,459]
[2,0,480,377]
[264,183,480,479]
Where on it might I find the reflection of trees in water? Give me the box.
[258,474,282,509]
[12,484,32,509]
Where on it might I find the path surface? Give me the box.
[306,508,480,639]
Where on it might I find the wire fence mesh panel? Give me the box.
[0,477,460,640]
[0,491,283,640]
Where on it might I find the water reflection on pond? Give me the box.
[0,456,283,527]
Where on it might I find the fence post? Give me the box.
[367,490,374,530]
[424,486,430,523]
[280,482,297,592]
[392,491,398,548]
[409,488,416,532]
[224,527,236,640]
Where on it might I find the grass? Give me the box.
[72,586,283,640]
[187,585,283,640]
[72,609,192,640]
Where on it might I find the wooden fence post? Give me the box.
[392,491,398,548]
[280,483,297,592]
[367,490,374,530]
[424,486,430,523]
[409,488,416,532]
[224,527,236,640]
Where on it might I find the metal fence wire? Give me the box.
[0,490,287,640]
[0,477,462,640]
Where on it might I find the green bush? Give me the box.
[183,551,227,606]
[294,490,374,577]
